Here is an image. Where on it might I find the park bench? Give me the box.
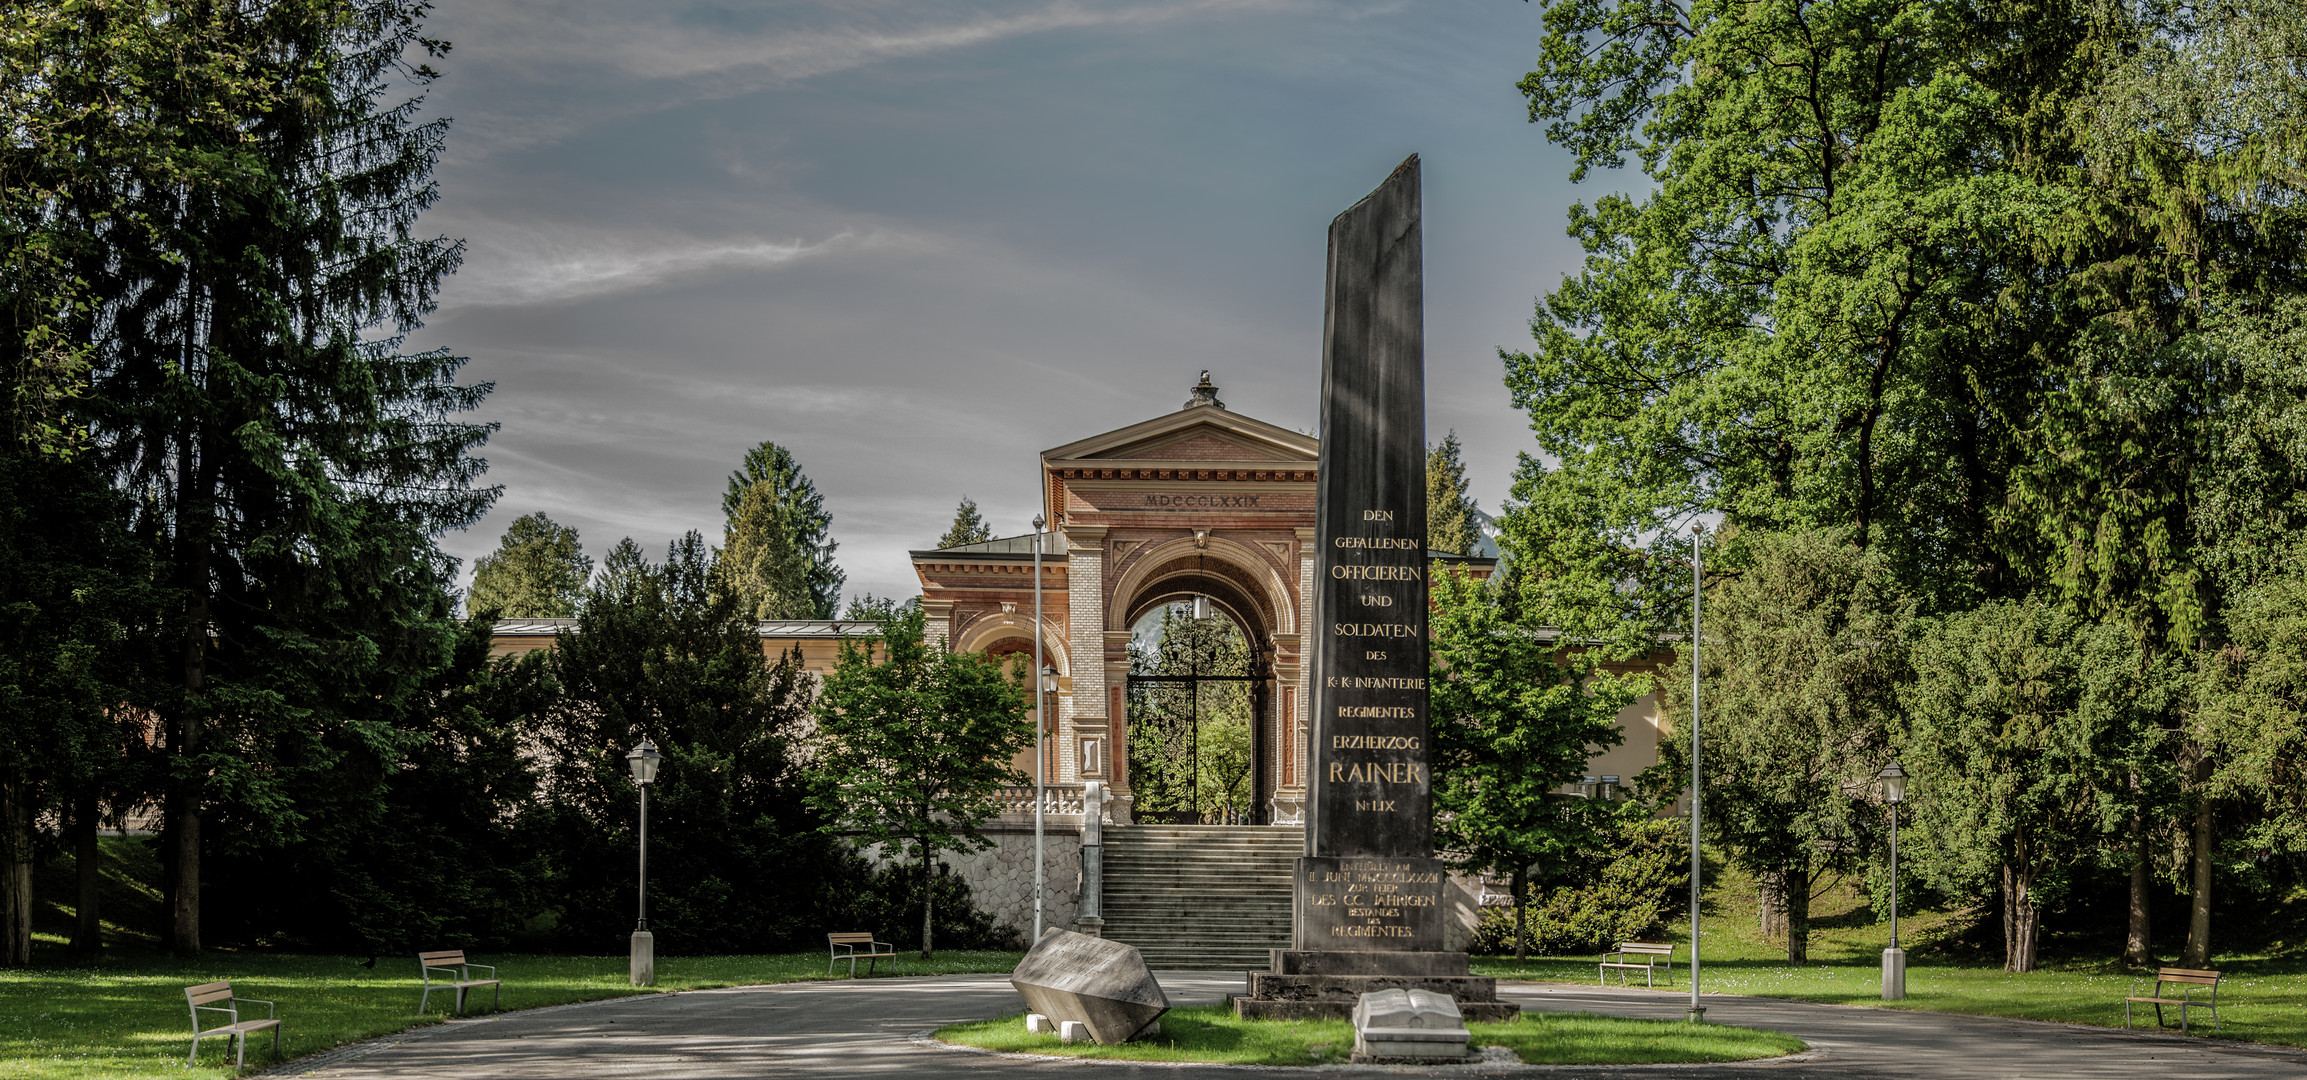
[1597,942,1676,988]
[2126,967,2223,1033]
[827,931,897,977]
[184,981,280,1067]
[418,949,502,1015]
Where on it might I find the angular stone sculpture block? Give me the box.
[1351,988,1470,1063]
[1010,929,1169,1045]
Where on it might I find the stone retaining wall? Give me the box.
[861,827,1082,945]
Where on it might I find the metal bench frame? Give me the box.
[185,981,280,1067]
[419,949,502,1016]
[828,932,897,977]
[2126,967,2222,1033]
[1598,942,1677,988]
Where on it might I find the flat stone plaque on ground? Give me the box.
[1010,929,1169,1045]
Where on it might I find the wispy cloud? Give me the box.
[432,0,1301,155]
[443,227,900,306]
[464,0,1293,83]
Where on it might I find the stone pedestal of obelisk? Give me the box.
[1233,156,1516,1023]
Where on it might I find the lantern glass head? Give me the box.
[627,738,663,784]
[1033,512,1046,532]
[1191,595,1209,620]
[1879,761,1906,804]
[1042,665,1058,694]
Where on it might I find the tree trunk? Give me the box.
[1785,866,1810,965]
[168,370,214,959]
[919,843,935,960]
[1999,863,2016,969]
[2124,814,2151,967]
[2181,783,2213,968]
[1758,869,1786,941]
[72,787,101,956]
[2004,864,2040,972]
[0,778,31,966]
[170,554,210,957]
[156,803,176,944]
[1510,869,1527,963]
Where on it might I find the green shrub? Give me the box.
[1474,818,1687,955]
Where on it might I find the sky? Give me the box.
[411,0,1613,606]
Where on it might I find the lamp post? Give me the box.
[625,738,662,986]
[1688,523,1706,1024]
[1880,761,1907,1001]
[1032,512,1047,944]
[1033,663,1056,941]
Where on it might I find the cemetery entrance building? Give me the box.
[908,374,1353,828]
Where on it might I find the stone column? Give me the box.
[1268,525,1317,825]
[1077,781,1105,936]
[1063,525,1107,792]
[921,599,955,648]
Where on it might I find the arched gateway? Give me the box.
[912,374,1423,828]
[490,374,1520,963]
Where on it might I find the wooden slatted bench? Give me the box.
[185,981,280,1067]
[827,931,896,977]
[2126,967,2222,1033]
[418,949,502,1015]
[1598,942,1676,988]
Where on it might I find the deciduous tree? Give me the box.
[1428,565,1638,961]
[811,609,1030,957]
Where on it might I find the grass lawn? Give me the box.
[1472,868,2307,1047]
[937,1005,1805,1065]
[0,948,1023,1080]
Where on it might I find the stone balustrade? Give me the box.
[990,783,1119,825]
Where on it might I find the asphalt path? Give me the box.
[268,971,2307,1079]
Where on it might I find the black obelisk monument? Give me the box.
[1235,156,1514,1020]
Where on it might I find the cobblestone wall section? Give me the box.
[863,831,1082,945]
[938,830,1081,943]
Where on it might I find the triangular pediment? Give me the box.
[1044,406,1317,465]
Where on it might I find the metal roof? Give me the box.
[910,531,1069,560]
[493,618,888,638]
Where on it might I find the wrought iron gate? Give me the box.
[1126,671,1260,824]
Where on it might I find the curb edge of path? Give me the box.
[909,1030,1828,1072]
[1495,978,2307,1064]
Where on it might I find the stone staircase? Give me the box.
[1099,824,1301,971]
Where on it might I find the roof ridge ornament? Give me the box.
[1186,370,1225,410]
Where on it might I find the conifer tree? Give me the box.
[720,442,842,619]
[1425,431,1479,557]
[469,512,591,617]
[937,496,993,548]
[68,0,494,955]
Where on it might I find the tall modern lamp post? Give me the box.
[626,738,662,986]
[1031,512,1047,944]
[1688,523,1706,1023]
[1880,761,1908,1000]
